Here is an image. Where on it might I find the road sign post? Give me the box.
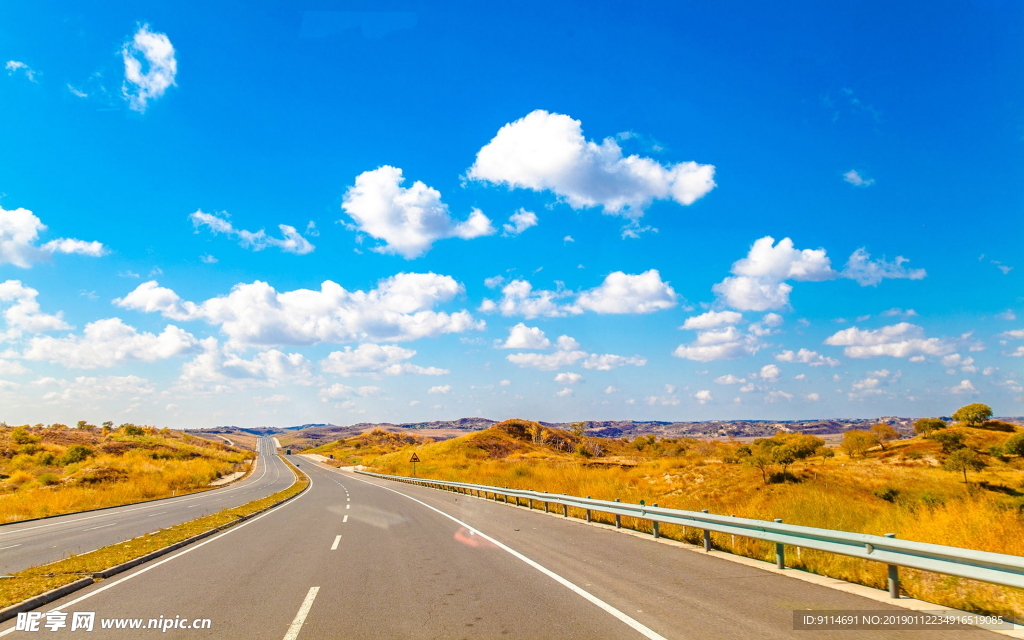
[409,452,420,477]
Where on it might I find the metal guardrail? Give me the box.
[356,470,1024,597]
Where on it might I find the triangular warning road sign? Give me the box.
[409,453,421,463]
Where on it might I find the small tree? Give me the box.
[77,420,88,429]
[102,421,114,429]
[913,418,947,435]
[952,403,993,428]
[1003,433,1024,457]
[842,430,876,458]
[943,448,986,484]
[60,445,93,465]
[11,427,38,445]
[930,430,966,454]
[870,424,900,450]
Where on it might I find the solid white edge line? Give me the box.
[346,473,667,640]
[0,456,312,638]
[330,535,342,550]
[282,586,320,640]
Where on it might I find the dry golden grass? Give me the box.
[0,425,253,524]
[310,420,1024,620]
[0,456,308,609]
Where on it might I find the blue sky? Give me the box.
[1,1,1021,428]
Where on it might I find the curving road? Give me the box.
[0,455,999,639]
[0,437,293,575]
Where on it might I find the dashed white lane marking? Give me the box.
[146,512,168,517]
[0,544,21,550]
[342,515,348,523]
[331,535,342,550]
[345,504,350,510]
[348,474,668,640]
[283,586,320,640]
[83,523,117,531]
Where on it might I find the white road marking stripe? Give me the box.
[331,535,342,550]
[0,463,313,638]
[348,474,667,640]
[83,523,117,531]
[146,512,168,517]
[0,544,21,550]
[283,586,320,640]
[342,515,348,523]
[345,504,350,509]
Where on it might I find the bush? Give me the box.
[914,418,947,435]
[1004,433,1024,457]
[943,448,986,483]
[60,445,94,465]
[37,473,59,486]
[873,486,900,502]
[929,430,966,454]
[121,424,144,436]
[842,430,876,458]
[10,427,38,445]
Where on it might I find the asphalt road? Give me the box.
[0,436,293,575]
[0,456,1001,639]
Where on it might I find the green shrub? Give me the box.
[60,445,93,465]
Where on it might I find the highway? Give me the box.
[0,437,293,575]
[0,455,999,639]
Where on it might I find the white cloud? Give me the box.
[766,390,794,402]
[180,338,314,388]
[572,270,677,314]
[122,25,177,112]
[115,273,483,347]
[775,349,839,367]
[806,393,820,401]
[1,206,108,268]
[0,359,28,375]
[483,275,505,289]
[0,280,70,339]
[824,323,954,359]
[554,372,582,385]
[673,324,765,362]
[842,249,926,286]
[428,384,451,394]
[694,389,712,404]
[714,374,746,385]
[318,384,381,402]
[681,310,743,330]
[321,343,448,377]
[481,270,677,318]
[712,236,925,311]
[502,208,538,236]
[603,385,619,394]
[843,170,874,187]
[467,110,715,228]
[200,254,218,264]
[950,379,976,395]
[759,364,781,381]
[1010,346,1024,358]
[23,318,197,369]
[36,375,154,403]
[881,308,918,317]
[5,60,36,82]
[995,310,1017,321]
[67,84,88,98]
[190,211,315,255]
[499,379,511,386]
[507,334,645,371]
[555,387,574,397]
[999,329,1024,340]
[340,166,494,258]
[498,323,551,349]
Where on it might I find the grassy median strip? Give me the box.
[0,455,308,610]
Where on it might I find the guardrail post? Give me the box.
[702,509,712,551]
[774,519,785,569]
[586,497,591,522]
[544,491,549,513]
[885,533,900,598]
[562,503,568,517]
[615,498,621,528]
[652,504,659,538]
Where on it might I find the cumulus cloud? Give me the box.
[555,372,583,384]
[122,24,177,112]
[759,364,781,380]
[775,348,839,367]
[506,334,645,371]
[467,110,715,228]
[36,375,154,403]
[673,324,765,362]
[714,374,746,385]
[23,318,197,369]
[321,343,448,377]
[712,237,926,310]
[603,385,619,394]
[190,211,315,255]
[824,323,954,359]
[5,60,37,82]
[694,389,712,404]
[180,338,314,388]
[0,280,70,339]
[843,170,874,187]
[498,323,551,349]
[340,166,494,258]
[881,308,918,317]
[502,208,538,236]
[555,387,574,397]
[681,310,742,330]
[572,270,677,314]
[1,206,108,268]
[481,270,677,318]
[428,384,451,394]
[949,379,976,395]
[114,273,483,347]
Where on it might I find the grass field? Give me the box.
[0,424,253,524]
[307,419,1024,621]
